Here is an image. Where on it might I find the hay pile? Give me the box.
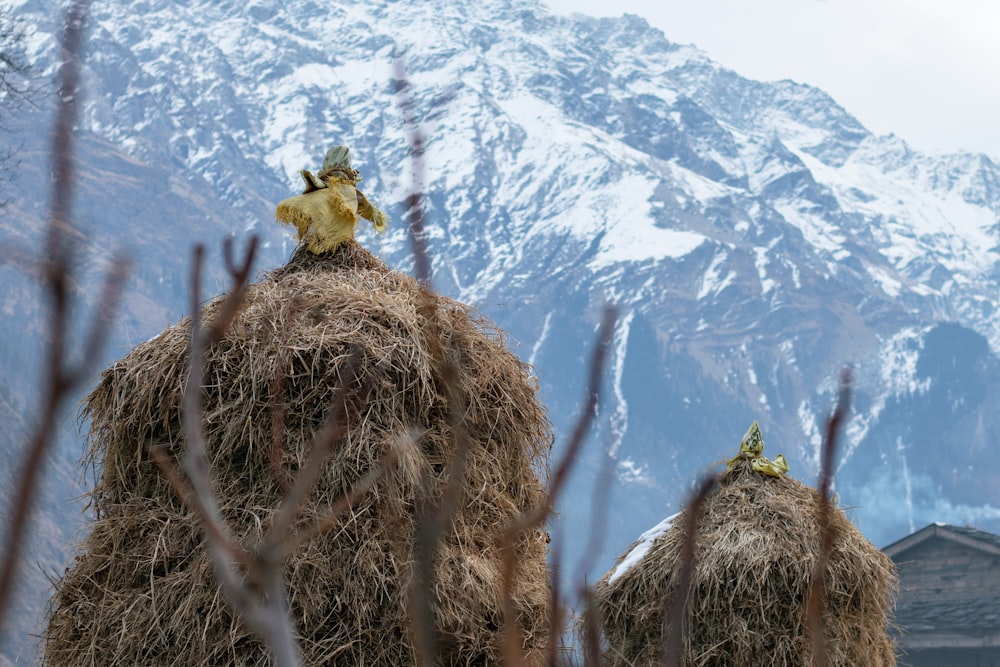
[595,459,897,666]
[43,241,552,665]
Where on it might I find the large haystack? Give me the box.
[44,241,552,665]
[595,458,897,666]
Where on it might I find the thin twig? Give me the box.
[805,368,852,667]
[204,235,258,344]
[410,296,475,665]
[572,443,619,594]
[499,305,617,664]
[167,233,410,666]
[545,535,564,667]
[148,445,246,562]
[393,54,480,665]
[518,306,617,527]
[269,345,292,494]
[178,243,304,667]
[46,0,90,265]
[581,586,602,667]
[392,53,431,286]
[565,440,618,667]
[392,54,440,664]
[662,474,719,667]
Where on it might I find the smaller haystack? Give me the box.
[595,425,897,666]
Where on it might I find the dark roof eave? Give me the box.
[897,629,1000,650]
[884,523,1000,559]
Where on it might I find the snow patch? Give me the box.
[795,138,1000,285]
[866,265,901,297]
[609,311,634,457]
[618,458,652,485]
[607,512,680,585]
[551,171,708,268]
[595,219,706,267]
[836,329,929,471]
[753,246,776,294]
[527,312,553,369]
[697,247,732,299]
[797,400,822,471]
[777,340,796,367]
[880,328,931,398]
[897,437,915,534]
[772,200,846,254]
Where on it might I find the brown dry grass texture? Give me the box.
[43,240,552,665]
[594,460,897,666]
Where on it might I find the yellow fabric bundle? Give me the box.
[726,420,789,477]
[276,166,388,255]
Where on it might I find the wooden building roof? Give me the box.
[884,523,1000,559]
[884,523,1000,650]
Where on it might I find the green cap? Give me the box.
[321,146,352,172]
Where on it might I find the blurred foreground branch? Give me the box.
[806,368,852,667]
[500,305,618,665]
[393,53,487,666]
[154,239,307,666]
[661,475,720,667]
[0,0,130,639]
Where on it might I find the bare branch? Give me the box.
[563,440,619,667]
[392,55,480,665]
[572,443,618,594]
[175,243,303,667]
[392,54,431,286]
[204,235,259,345]
[817,369,851,507]
[805,368,852,667]
[410,298,476,664]
[499,305,617,664]
[46,0,91,264]
[222,234,256,283]
[165,232,412,666]
[545,537,564,667]
[580,587,602,667]
[147,445,245,561]
[66,253,130,386]
[662,474,719,667]
[0,0,130,636]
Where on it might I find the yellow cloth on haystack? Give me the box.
[276,166,388,255]
[726,420,789,477]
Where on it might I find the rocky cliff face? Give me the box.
[4,0,1000,660]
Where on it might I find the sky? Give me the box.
[543,0,1000,160]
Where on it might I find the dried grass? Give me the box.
[43,240,552,665]
[595,459,897,666]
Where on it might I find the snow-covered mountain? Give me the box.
[5,0,1000,660]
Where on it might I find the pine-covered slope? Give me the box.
[4,0,1000,660]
